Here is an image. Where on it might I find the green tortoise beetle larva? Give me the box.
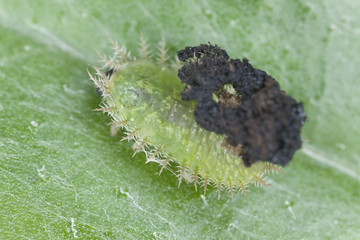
[89,36,306,198]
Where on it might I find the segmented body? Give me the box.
[89,37,280,198]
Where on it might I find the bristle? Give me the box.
[253,173,269,187]
[88,66,113,98]
[177,165,187,187]
[96,51,119,71]
[139,33,151,60]
[157,36,168,66]
[108,37,130,62]
[121,128,138,142]
[92,65,106,78]
[202,178,209,195]
[132,138,149,157]
[93,106,114,114]
[88,69,104,90]
[159,155,171,175]
[227,182,234,200]
[264,162,283,175]
[88,69,101,87]
[238,182,248,199]
[193,171,200,192]
[145,145,162,164]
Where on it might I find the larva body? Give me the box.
[90,38,280,197]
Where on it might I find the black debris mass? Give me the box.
[177,44,307,167]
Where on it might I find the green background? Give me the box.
[0,0,359,239]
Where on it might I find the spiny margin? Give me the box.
[89,37,281,198]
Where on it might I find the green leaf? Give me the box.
[1,0,359,239]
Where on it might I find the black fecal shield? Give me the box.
[177,44,307,167]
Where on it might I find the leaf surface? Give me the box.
[0,1,359,239]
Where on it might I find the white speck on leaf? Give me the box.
[201,194,208,206]
[30,121,38,127]
[153,232,161,239]
[37,165,46,179]
[71,218,78,238]
[230,20,237,27]
[285,200,296,219]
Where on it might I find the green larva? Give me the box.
[89,36,282,198]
